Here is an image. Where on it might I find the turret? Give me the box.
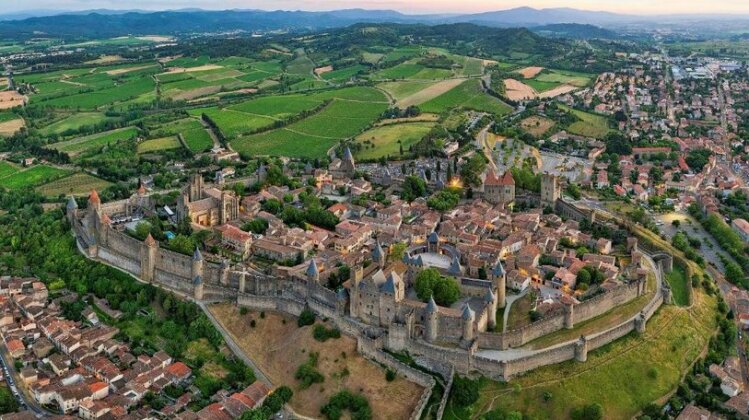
[193,275,204,300]
[66,196,78,223]
[381,272,403,301]
[462,303,476,342]
[220,259,230,286]
[485,288,497,330]
[306,259,319,283]
[427,231,440,253]
[372,241,386,269]
[448,255,462,276]
[191,247,204,281]
[491,260,506,308]
[425,296,439,343]
[141,234,158,283]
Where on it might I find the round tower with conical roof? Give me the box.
[372,241,386,269]
[490,260,507,308]
[191,247,204,282]
[462,303,476,342]
[193,275,204,300]
[306,259,320,283]
[485,288,497,330]
[140,234,158,282]
[425,295,439,342]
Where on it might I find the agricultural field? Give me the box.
[38,113,111,137]
[534,69,592,87]
[0,161,20,179]
[520,116,556,137]
[445,289,718,420]
[145,118,213,152]
[36,172,112,197]
[354,122,435,161]
[287,49,315,77]
[420,79,512,115]
[48,127,139,157]
[182,129,214,153]
[189,107,276,138]
[559,104,612,138]
[0,111,24,137]
[137,136,182,154]
[0,165,72,190]
[321,65,368,82]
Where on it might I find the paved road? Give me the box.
[0,343,47,417]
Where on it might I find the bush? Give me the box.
[451,375,480,407]
[321,390,372,420]
[385,368,396,382]
[298,309,315,327]
[250,320,256,328]
[313,324,341,342]
[571,403,603,420]
[295,352,324,389]
[240,307,248,315]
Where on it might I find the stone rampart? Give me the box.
[97,247,141,276]
[587,318,636,350]
[105,229,142,260]
[573,281,641,324]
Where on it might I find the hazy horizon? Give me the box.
[6,0,749,17]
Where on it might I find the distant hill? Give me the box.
[455,7,633,27]
[0,7,638,39]
[530,23,619,39]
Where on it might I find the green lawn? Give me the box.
[445,290,717,420]
[354,122,435,160]
[666,264,690,307]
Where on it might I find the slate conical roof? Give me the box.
[426,295,438,314]
[193,275,203,286]
[343,146,354,162]
[484,288,495,303]
[462,303,475,320]
[192,247,203,261]
[427,231,439,243]
[382,272,400,294]
[448,255,462,276]
[492,260,505,277]
[372,241,385,261]
[306,259,319,277]
[66,196,78,210]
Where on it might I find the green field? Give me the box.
[48,127,139,156]
[377,80,437,102]
[445,290,717,420]
[0,112,18,123]
[36,172,112,197]
[189,108,277,138]
[287,49,315,76]
[0,165,72,189]
[559,104,611,138]
[228,95,323,119]
[39,113,110,136]
[420,80,512,115]
[322,65,368,82]
[535,70,592,87]
[230,87,388,158]
[39,77,155,109]
[182,129,214,153]
[524,79,562,92]
[354,122,435,160]
[137,136,182,153]
[0,161,20,179]
[666,264,690,307]
[375,63,425,80]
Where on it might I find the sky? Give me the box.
[6,0,749,16]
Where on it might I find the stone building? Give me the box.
[541,173,561,207]
[177,174,240,227]
[329,147,356,179]
[483,169,515,206]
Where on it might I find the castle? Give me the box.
[483,169,515,206]
[177,174,240,227]
[69,181,670,384]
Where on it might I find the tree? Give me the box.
[401,176,427,202]
[571,403,603,420]
[460,154,487,188]
[413,268,460,306]
[451,375,480,407]
[427,190,460,212]
[604,132,631,155]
